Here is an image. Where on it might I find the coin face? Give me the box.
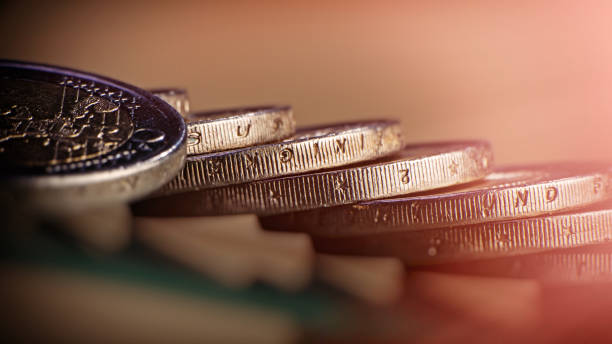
[309,202,612,265]
[260,163,612,237]
[133,141,493,216]
[0,60,186,211]
[157,120,403,195]
[149,88,190,117]
[186,105,295,155]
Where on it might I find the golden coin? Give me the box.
[429,243,612,283]
[133,141,493,216]
[309,202,612,265]
[185,105,295,155]
[260,163,612,237]
[149,88,190,117]
[158,120,403,195]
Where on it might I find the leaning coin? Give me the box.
[157,120,403,195]
[0,60,186,213]
[149,88,190,117]
[428,243,612,283]
[309,202,612,265]
[260,163,612,237]
[185,105,295,155]
[133,141,493,216]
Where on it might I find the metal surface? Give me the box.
[260,163,612,237]
[430,243,612,283]
[149,88,190,117]
[310,202,612,265]
[157,120,403,195]
[0,60,186,212]
[185,105,295,155]
[133,141,493,216]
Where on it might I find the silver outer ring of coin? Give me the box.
[185,105,296,155]
[0,60,187,213]
[309,202,612,265]
[149,88,190,117]
[156,120,404,195]
[260,163,612,237]
[133,141,493,216]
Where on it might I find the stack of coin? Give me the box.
[137,79,612,282]
[7,59,612,342]
[141,86,612,273]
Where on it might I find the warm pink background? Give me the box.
[2,2,611,164]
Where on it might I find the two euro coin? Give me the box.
[158,120,403,194]
[134,141,492,216]
[261,163,612,236]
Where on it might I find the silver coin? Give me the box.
[0,60,186,212]
[149,88,190,117]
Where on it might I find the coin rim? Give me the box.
[159,120,403,194]
[0,60,187,208]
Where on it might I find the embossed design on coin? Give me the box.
[260,163,612,237]
[1,79,134,166]
[0,60,186,211]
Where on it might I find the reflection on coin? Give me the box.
[133,141,493,216]
[149,88,190,117]
[429,243,612,283]
[186,105,295,155]
[158,121,403,195]
[260,163,612,237]
[0,60,186,212]
[309,202,612,265]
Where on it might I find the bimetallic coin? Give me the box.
[158,120,403,195]
[309,202,612,265]
[429,243,612,283]
[186,105,295,155]
[133,141,493,216]
[0,60,186,212]
[149,88,190,117]
[260,163,612,237]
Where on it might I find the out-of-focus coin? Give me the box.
[185,105,295,155]
[428,243,612,283]
[260,163,612,237]
[309,202,612,265]
[133,141,493,216]
[149,88,190,117]
[0,60,186,212]
[157,121,403,195]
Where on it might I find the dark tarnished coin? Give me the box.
[186,105,295,155]
[309,202,612,265]
[428,243,612,283]
[149,88,190,117]
[157,120,403,195]
[260,163,612,237]
[133,141,493,216]
[0,60,186,212]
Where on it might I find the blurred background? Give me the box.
[2,1,611,165]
